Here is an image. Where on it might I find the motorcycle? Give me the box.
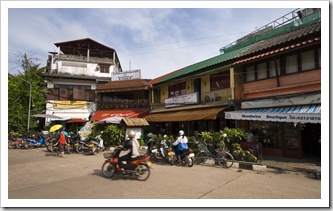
[101,147,152,181]
[8,136,28,149]
[76,132,104,155]
[176,148,195,167]
[146,137,158,161]
[25,133,47,148]
[159,139,176,165]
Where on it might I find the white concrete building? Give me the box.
[43,38,122,125]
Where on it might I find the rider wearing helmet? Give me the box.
[118,130,140,171]
[172,130,188,161]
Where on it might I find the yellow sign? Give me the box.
[53,101,87,109]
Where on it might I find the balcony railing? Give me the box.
[54,54,114,64]
[97,99,150,110]
[201,88,232,103]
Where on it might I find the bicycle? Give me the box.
[195,139,234,168]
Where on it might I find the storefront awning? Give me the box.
[91,109,150,121]
[225,105,321,124]
[145,106,228,122]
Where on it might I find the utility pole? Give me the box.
[16,77,32,133]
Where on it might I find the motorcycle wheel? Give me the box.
[76,145,84,154]
[47,144,54,152]
[186,157,194,167]
[135,163,150,181]
[101,162,116,178]
[66,145,74,154]
[168,156,174,165]
[8,140,15,149]
[91,146,97,155]
[217,152,234,168]
[195,151,208,164]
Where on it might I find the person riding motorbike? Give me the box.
[172,130,188,161]
[118,130,140,172]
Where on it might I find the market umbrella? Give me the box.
[97,116,123,124]
[49,124,63,132]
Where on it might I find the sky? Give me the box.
[3,1,320,80]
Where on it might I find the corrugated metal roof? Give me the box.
[153,12,320,85]
[122,118,149,126]
[96,79,151,91]
[156,47,247,84]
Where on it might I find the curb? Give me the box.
[232,161,267,171]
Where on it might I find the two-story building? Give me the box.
[43,38,122,125]
[146,8,321,159]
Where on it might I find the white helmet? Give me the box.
[128,130,136,138]
[179,130,184,136]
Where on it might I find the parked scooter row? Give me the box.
[46,131,104,155]
[8,133,47,149]
[146,134,195,167]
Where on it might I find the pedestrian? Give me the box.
[58,130,67,158]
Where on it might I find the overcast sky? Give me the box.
[4,1,320,80]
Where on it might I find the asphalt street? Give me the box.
[4,147,325,208]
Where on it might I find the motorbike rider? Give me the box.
[172,130,188,161]
[118,130,140,172]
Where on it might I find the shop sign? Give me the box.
[165,92,199,108]
[112,69,141,81]
[225,112,321,124]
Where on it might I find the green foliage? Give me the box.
[98,125,125,147]
[8,53,47,135]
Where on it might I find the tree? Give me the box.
[8,53,47,135]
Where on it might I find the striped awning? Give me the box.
[225,105,321,124]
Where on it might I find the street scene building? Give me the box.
[43,38,123,124]
[146,8,321,159]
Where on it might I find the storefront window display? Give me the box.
[248,121,284,149]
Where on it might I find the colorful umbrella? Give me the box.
[49,124,63,132]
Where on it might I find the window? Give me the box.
[245,66,255,82]
[268,59,280,77]
[301,49,315,71]
[285,54,298,74]
[210,71,230,90]
[168,82,186,98]
[257,62,267,80]
[100,65,110,73]
[48,84,94,101]
[153,88,160,103]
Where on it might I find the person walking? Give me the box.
[58,130,67,158]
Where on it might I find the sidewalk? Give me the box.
[261,155,321,179]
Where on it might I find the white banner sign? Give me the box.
[225,111,321,124]
[112,69,141,81]
[165,92,199,108]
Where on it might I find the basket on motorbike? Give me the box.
[103,152,113,158]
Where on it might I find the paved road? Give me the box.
[5,147,324,208]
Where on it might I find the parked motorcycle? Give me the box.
[159,139,176,165]
[25,133,47,148]
[8,136,28,149]
[146,134,158,161]
[177,148,195,167]
[76,132,104,155]
[101,147,152,181]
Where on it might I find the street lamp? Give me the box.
[16,77,32,133]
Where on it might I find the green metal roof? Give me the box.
[156,10,321,85]
[158,46,248,83]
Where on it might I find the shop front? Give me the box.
[225,105,321,159]
[145,106,232,137]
